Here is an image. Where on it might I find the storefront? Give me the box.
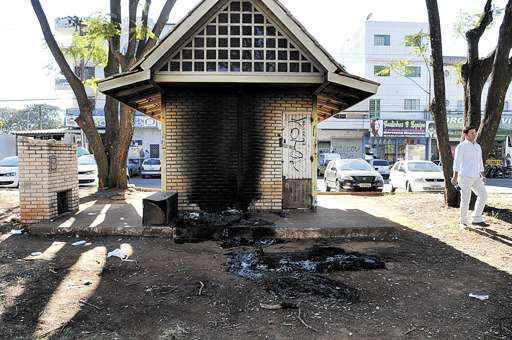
[429,114,512,160]
[366,119,428,163]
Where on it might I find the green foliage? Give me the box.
[84,77,99,94]
[404,31,430,57]
[132,25,157,41]
[453,5,504,39]
[0,105,63,133]
[61,15,119,83]
[450,61,465,84]
[379,31,431,94]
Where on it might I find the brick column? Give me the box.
[18,138,79,224]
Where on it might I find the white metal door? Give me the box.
[283,112,312,180]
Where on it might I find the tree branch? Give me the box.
[108,39,126,66]
[392,70,430,95]
[141,0,177,57]
[125,0,139,69]
[466,0,494,63]
[135,0,151,59]
[31,0,90,108]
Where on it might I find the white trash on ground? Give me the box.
[107,248,133,261]
[469,293,489,301]
[72,240,87,246]
[30,252,43,256]
[10,229,24,235]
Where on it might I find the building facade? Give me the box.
[319,20,512,163]
[98,0,378,211]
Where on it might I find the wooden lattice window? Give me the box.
[159,0,321,74]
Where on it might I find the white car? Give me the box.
[77,155,98,186]
[369,159,390,179]
[324,158,384,192]
[390,160,445,192]
[141,158,161,178]
[0,156,19,188]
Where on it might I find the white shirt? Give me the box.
[453,139,484,178]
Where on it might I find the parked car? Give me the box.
[0,156,19,188]
[368,159,390,179]
[77,155,98,186]
[77,146,90,157]
[324,158,384,192]
[141,158,161,178]
[318,153,341,176]
[389,160,444,192]
[127,158,141,177]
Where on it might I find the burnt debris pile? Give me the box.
[227,246,385,302]
[174,209,280,245]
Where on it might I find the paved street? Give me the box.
[129,176,161,189]
[317,177,512,194]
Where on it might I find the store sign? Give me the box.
[370,120,426,137]
[446,114,512,131]
[65,108,161,129]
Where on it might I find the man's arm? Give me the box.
[479,145,486,181]
[451,144,462,185]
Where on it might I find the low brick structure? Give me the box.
[164,89,312,211]
[18,137,79,224]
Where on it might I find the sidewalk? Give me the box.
[26,191,397,240]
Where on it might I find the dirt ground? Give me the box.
[1,192,512,339]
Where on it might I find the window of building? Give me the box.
[374,34,390,46]
[74,66,95,80]
[374,65,390,76]
[131,140,143,147]
[369,99,381,113]
[406,66,421,77]
[504,101,509,112]
[403,99,421,111]
[159,1,320,74]
[333,113,347,119]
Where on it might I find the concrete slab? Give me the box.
[26,192,398,240]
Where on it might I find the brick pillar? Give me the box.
[18,137,79,224]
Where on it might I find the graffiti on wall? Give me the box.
[283,113,311,179]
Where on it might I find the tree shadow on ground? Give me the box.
[0,237,82,337]
[0,207,511,338]
[469,226,512,247]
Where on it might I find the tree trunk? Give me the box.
[426,0,459,207]
[478,0,512,161]
[31,0,110,189]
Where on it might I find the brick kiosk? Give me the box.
[18,137,79,224]
[98,0,379,212]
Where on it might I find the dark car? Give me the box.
[127,158,141,176]
[324,158,384,192]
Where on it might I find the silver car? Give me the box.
[389,160,445,192]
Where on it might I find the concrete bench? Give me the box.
[142,192,178,227]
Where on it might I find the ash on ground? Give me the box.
[226,246,385,302]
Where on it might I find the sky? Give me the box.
[0,0,506,109]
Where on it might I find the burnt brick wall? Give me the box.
[163,88,312,212]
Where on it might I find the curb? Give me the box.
[317,192,384,196]
[25,224,397,241]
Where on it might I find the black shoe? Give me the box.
[472,221,490,227]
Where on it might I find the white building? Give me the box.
[319,20,512,163]
[53,17,175,160]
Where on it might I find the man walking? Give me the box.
[451,126,488,230]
